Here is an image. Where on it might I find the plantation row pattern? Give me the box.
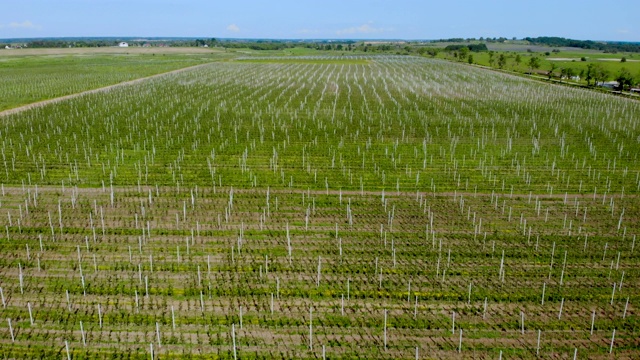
[0,56,638,359]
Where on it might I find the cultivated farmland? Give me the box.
[0,55,638,359]
[0,53,219,111]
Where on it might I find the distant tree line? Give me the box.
[219,41,297,50]
[25,40,123,48]
[1,38,378,52]
[3,38,221,49]
[437,37,514,43]
[524,37,640,53]
[444,44,488,52]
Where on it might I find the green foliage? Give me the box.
[458,47,470,61]
[488,51,496,66]
[445,43,488,52]
[616,68,634,90]
[497,53,507,69]
[592,63,610,84]
[528,56,541,71]
[548,63,557,79]
[560,67,576,79]
[524,36,640,53]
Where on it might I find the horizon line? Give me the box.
[2,36,639,44]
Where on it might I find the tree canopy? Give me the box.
[445,44,488,52]
[616,68,634,91]
[524,37,640,53]
[528,57,541,72]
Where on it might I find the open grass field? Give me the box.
[0,50,224,111]
[0,54,639,359]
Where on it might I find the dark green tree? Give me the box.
[458,47,469,61]
[548,63,557,79]
[592,64,609,85]
[468,54,474,64]
[497,54,507,69]
[585,63,595,86]
[616,68,634,91]
[563,67,575,80]
[514,54,522,68]
[528,56,541,73]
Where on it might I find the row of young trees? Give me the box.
[446,49,639,91]
[547,62,638,90]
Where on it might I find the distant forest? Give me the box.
[524,37,640,53]
[436,37,640,53]
[3,36,639,53]
[1,38,359,51]
[444,44,488,52]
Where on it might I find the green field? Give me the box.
[0,52,220,111]
[0,54,638,359]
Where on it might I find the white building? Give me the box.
[118,42,129,48]
[597,81,619,90]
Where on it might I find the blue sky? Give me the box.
[1,0,638,41]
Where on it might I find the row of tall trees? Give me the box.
[445,48,639,91]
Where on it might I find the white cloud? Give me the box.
[0,20,41,30]
[336,23,391,36]
[226,24,240,32]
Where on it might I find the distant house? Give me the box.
[118,42,129,48]
[631,88,640,94]
[597,81,619,90]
